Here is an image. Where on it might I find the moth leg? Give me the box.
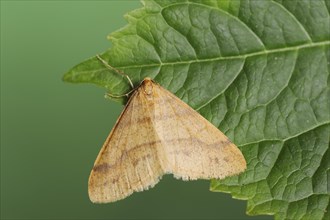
[104,89,135,99]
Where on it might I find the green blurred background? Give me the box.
[1,1,272,219]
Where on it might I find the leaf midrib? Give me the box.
[236,122,330,148]
[113,41,330,69]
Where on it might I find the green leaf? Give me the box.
[63,0,330,219]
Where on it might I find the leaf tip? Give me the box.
[62,70,73,83]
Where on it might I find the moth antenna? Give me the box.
[96,54,134,89]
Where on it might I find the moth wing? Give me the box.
[88,90,165,203]
[152,84,246,180]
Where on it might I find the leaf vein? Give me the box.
[196,58,245,111]
[270,0,313,42]
[114,41,329,70]
[160,7,198,59]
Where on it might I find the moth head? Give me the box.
[141,77,155,95]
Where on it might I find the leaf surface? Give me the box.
[63,0,330,219]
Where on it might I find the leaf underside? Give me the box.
[63,0,330,219]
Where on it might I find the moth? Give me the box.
[88,56,246,203]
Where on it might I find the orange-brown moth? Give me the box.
[88,56,246,203]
